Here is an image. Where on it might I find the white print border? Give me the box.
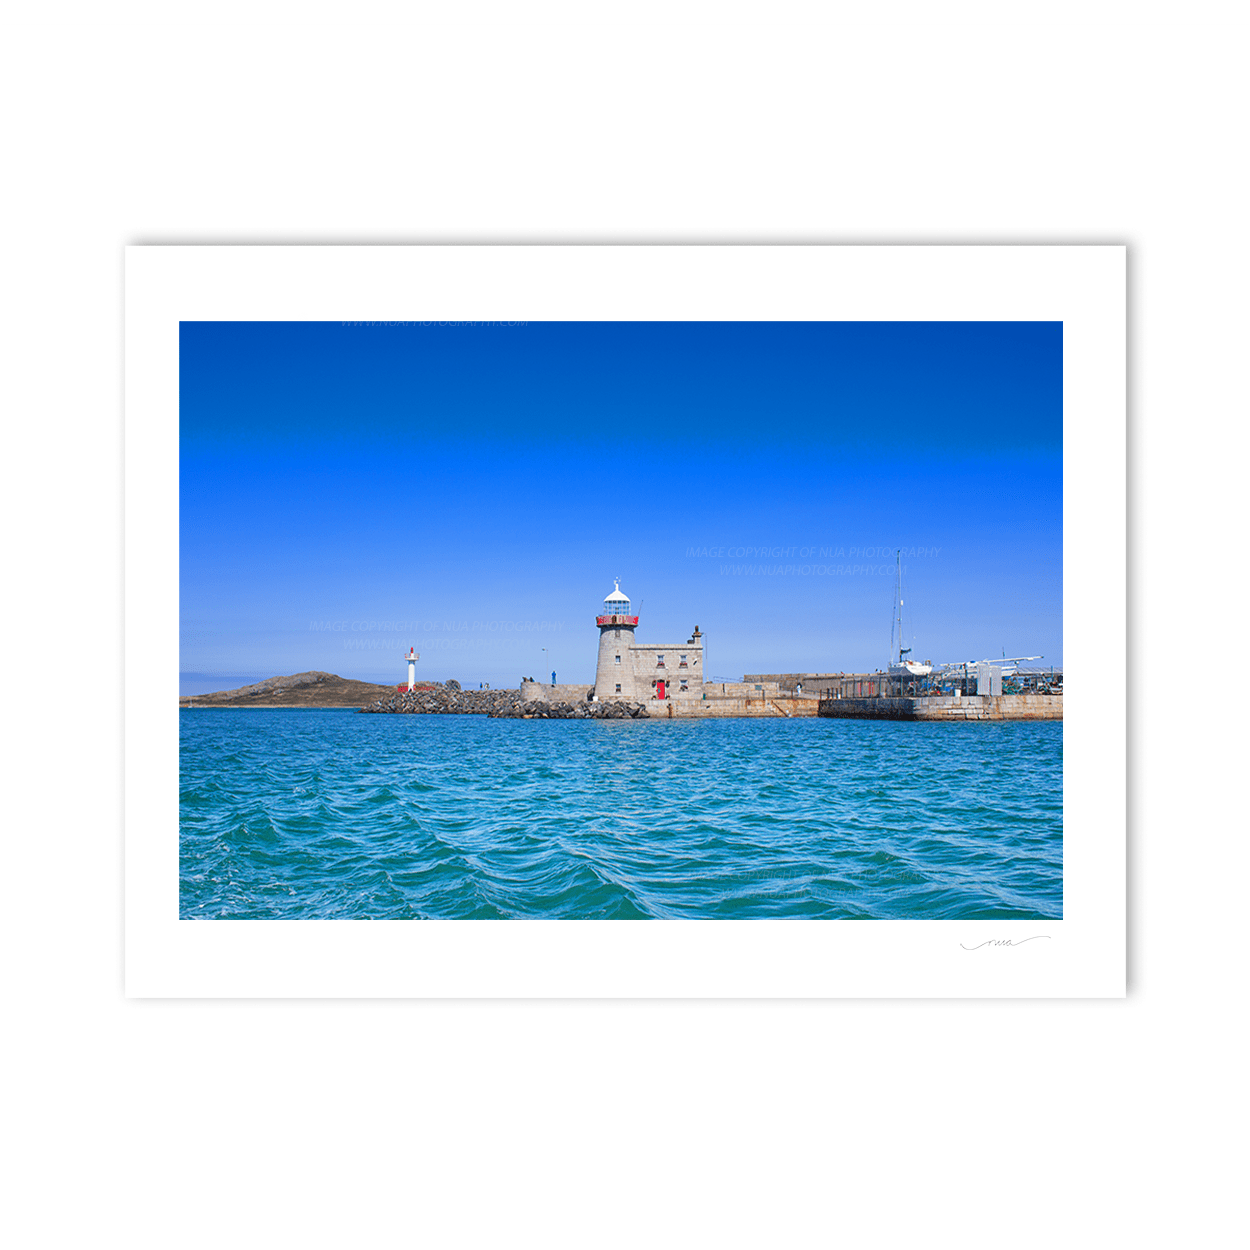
[125,244,1124,999]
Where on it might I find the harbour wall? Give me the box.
[649,693,821,718]
[518,679,820,717]
[520,682,595,703]
[817,694,1062,721]
[703,680,785,698]
[519,678,818,717]
[743,672,852,694]
[366,681,1057,720]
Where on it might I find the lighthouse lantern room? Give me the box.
[597,579,638,627]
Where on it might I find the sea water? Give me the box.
[179,709,1062,920]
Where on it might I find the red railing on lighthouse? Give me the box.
[596,614,639,626]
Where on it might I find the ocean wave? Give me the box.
[180,711,1063,920]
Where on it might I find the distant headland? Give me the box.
[179,671,397,708]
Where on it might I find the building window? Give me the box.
[615,629,620,640]
[657,654,665,667]
[680,680,688,691]
[679,654,688,667]
[615,683,621,693]
[615,655,621,664]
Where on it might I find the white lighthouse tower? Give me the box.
[594,579,639,700]
[405,647,419,692]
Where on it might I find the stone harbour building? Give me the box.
[593,579,704,701]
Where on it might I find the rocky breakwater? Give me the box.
[358,680,520,716]
[493,698,649,720]
[357,680,649,720]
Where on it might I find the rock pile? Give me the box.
[358,684,522,716]
[491,699,649,720]
[357,683,649,720]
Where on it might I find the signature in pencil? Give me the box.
[960,936,1051,950]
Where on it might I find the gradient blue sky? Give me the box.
[180,321,1061,694]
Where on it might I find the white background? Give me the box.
[4,3,1245,1247]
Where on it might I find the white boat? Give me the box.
[888,550,933,677]
[889,659,934,677]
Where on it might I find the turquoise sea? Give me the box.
[179,710,1062,920]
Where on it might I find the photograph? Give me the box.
[178,318,1063,922]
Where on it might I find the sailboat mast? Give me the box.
[890,550,896,666]
[895,548,902,665]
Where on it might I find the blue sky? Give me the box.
[180,321,1061,694]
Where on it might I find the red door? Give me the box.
[656,680,666,699]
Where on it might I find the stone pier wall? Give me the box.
[520,682,595,703]
[817,694,1062,721]
[648,694,821,718]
